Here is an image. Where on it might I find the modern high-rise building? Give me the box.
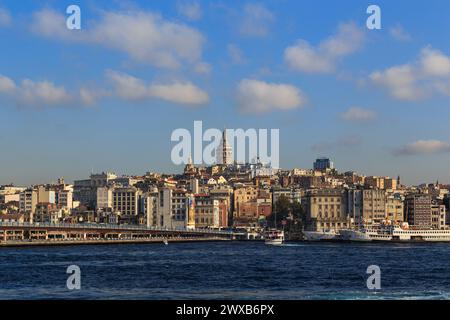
[313,157,334,171]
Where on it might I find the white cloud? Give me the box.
[420,47,450,77]
[0,74,71,108]
[370,47,450,101]
[31,9,75,39]
[285,40,334,73]
[370,64,423,100]
[20,79,70,106]
[393,140,450,156]
[0,71,208,108]
[177,1,202,21]
[237,79,306,114]
[194,62,211,74]
[149,82,209,105]
[32,9,206,70]
[239,3,274,37]
[284,22,365,74]
[341,107,376,122]
[0,8,11,26]
[0,75,16,93]
[389,25,411,42]
[106,71,148,100]
[80,88,110,106]
[107,70,209,105]
[228,44,245,64]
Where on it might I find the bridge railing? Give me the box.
[0,221,237,235]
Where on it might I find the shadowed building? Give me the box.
[405,194,432,228]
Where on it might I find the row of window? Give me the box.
[313,198,341,203]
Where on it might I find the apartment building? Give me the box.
[112,187,141,216]
[386,194,404,223]
[431,204,446,230]
[405,194,432,228]
[362,189,386,224]
[302,189,349,231]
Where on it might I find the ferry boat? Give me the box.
[339,227,392,242]
[264,229,285,245]
[340,223,450,242]
[303,229,340,241]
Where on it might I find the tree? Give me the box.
[268,195,291,228]
[268,195,306,240]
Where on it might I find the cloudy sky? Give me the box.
[1,0,450,185]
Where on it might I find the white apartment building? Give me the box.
[157,188,191,229]
[97,187,113,210]
[19,189,38,214]
[57,190,73,209]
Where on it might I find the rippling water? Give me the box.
[1,241,450,300]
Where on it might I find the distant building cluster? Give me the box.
[1,156,450,233]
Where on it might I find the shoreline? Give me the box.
[4,238,449,248]
[0,237,232,248]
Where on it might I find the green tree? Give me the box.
[268,195,291,228]
[268,195,306,240]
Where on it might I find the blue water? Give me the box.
[1,241,450,300]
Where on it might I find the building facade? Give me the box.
[405,194,432,228]
[302,189,349,231]
[313,158,334,171]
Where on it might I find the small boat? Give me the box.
[264,229,285,245]
[163,239,168,245]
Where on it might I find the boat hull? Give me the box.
[340,227,450,243]
[264,229,285,245]
[339,229,373,242]
[265,239,284,245]
[303,231,340,242]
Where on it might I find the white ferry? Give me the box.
[340,227,392,242]
[303,229,340,242]
[264,229,285,245]
[340,223,450,242]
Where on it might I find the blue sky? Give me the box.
[1,0,450,186]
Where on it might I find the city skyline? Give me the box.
[1,0,450,185]
[0,155,435,188]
